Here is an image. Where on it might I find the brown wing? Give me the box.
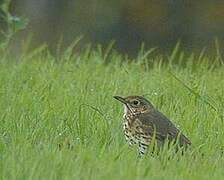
[168,124,191,147]
[138,109,191,147]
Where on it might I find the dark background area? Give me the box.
[10,0,224,56]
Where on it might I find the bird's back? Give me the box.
[138,109,191,147]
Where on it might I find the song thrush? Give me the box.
[114,95,191,155]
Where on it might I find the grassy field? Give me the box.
[0,47,224,180]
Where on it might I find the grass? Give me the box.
[0,46,224,180]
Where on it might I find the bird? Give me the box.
[113,95,191,155]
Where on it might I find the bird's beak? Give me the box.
[113,96,127,104]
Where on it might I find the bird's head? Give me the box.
[114,95,154,115]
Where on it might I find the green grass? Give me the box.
[0,47,224,180]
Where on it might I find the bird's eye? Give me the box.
[133,100,140,105]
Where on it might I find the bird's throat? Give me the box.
[124,104,139,117]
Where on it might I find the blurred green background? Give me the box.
[8,0,224,55]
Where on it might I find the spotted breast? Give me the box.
[123,113,153,155]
